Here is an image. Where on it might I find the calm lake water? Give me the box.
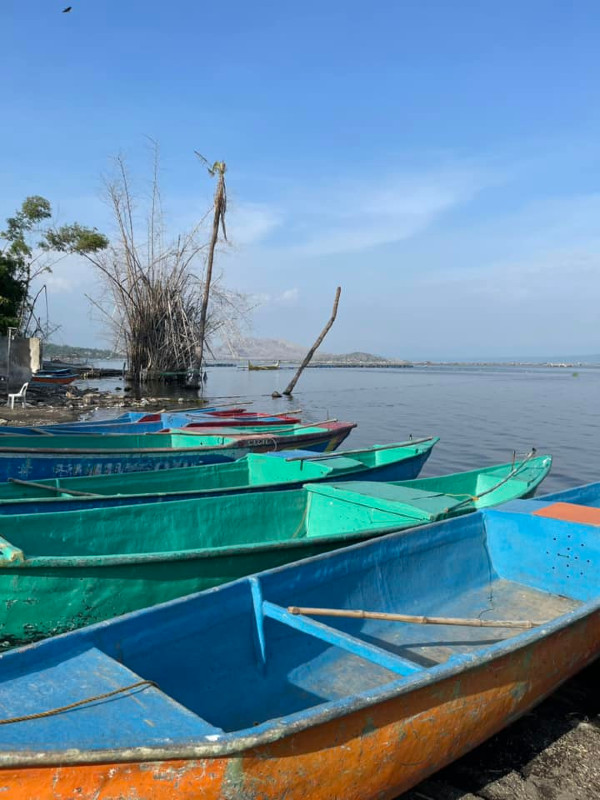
[87,363,600,493]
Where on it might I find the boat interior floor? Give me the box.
[139,580,578,731]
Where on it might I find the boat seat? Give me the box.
[305,482,466,521]
[259,600,424,677]
[0,647,223,752]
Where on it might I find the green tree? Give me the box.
[0,196,108,337]
[0,252,26,334]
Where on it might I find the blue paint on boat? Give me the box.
[0,496,597,765]
[0,449,241,481]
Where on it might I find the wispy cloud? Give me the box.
[228,202,282,246]
[251,163,498,257]
[252,287,300,306]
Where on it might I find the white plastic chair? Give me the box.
[8,382,28,409]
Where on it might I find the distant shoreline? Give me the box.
[204,360,599,369]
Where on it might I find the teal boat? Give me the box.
[0,455,551,647]
[0,438,439,512]
[0,422,356,481]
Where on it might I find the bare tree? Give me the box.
[79,146,248,384]
[277,286,342,397]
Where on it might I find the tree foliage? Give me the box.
[0,196,108,337]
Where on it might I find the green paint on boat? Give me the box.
[0,456,551,647]
[0,440,437,503]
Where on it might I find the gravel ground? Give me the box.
[404,662,600,799]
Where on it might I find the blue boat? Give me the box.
[0,494,598,798]
[0,422,355,481]
[22,413,303,435]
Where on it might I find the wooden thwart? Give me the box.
[288,606,540,629]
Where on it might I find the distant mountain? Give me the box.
[213,337,394,363]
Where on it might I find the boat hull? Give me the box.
[0,448,244,481]
[2,609,598,799]
[30,375,77,385]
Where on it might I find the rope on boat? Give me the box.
[0,680,158,726]
[438,448,539,513]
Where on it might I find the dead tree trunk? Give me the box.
[279,286,341,397]
[196,159,227,374]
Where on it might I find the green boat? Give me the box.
[0,455,551,648]
[0,439,438,511]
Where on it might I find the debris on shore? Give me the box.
[0,383,194,427]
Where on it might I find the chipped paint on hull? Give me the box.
[2,612,598,799]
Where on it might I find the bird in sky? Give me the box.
[62,6,72,12]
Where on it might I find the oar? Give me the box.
[8,478,101,498]
[284,437,435,462]
[288,606,540,629]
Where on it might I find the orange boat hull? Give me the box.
[2,612,598,800]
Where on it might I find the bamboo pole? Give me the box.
[8,478,100,498]
[288,606,540,629]
[277,286,341,397]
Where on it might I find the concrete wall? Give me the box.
[0,336,42,391]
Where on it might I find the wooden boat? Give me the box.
[2,470,595,800]
[0,438,439,512]
[0,422,356,481]
[30,369,78,385]
[0,455,550,646]
[248,360,281,370]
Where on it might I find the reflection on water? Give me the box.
[82,364,600,493]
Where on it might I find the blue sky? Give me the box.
[1,0,600,358]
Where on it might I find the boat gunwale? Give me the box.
[0,523,411,567]
[0,527,595,767]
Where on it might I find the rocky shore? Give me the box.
[0,383,195,426]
